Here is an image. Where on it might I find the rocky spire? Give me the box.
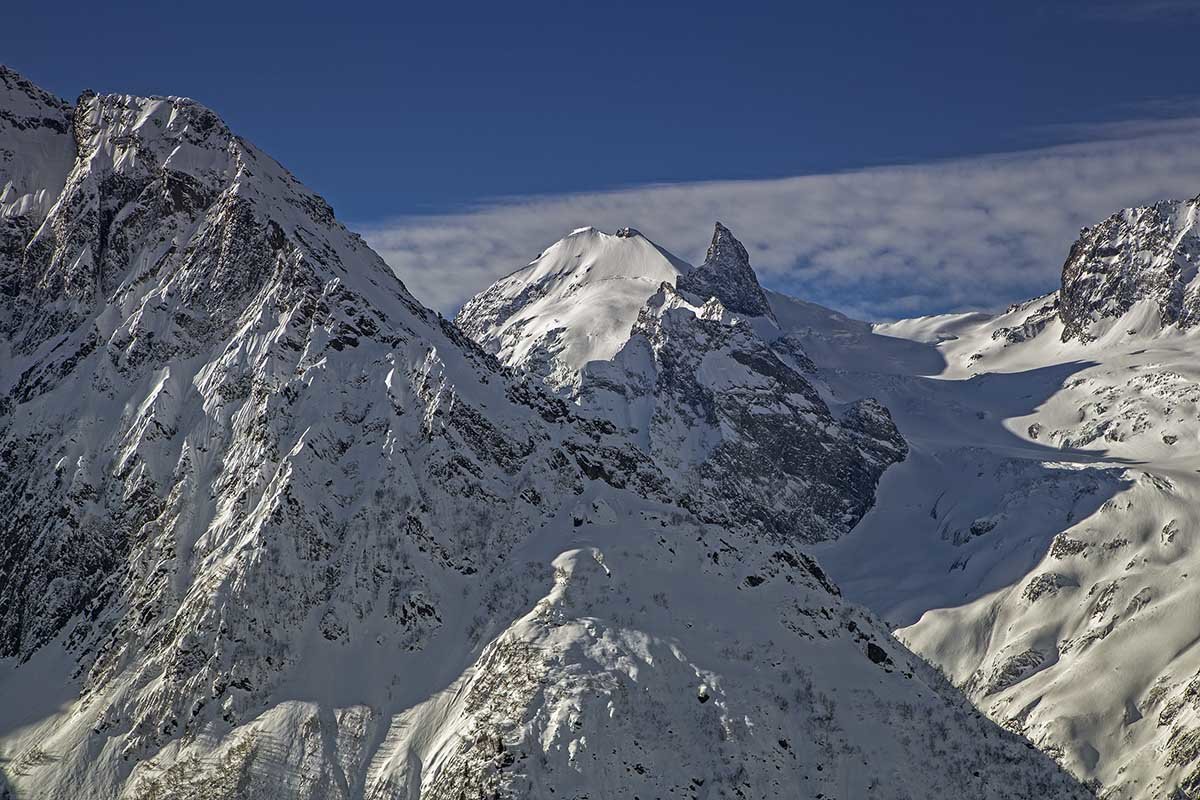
[677,222,776,321]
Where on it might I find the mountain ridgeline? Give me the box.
[0,65,1105,800]
[459,185,1200,799]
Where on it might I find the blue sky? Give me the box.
[8,0,1200,317]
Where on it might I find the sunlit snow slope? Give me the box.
[456,226,690,391]
[802,201,1200,799]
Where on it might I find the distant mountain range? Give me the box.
[3,63,1198,799]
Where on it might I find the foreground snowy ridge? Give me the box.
[0,67,1089,799]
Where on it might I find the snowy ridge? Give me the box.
[0,70,1089,799]
[0,65,74,309]
[0,66,72,224]
[579,282,907,542]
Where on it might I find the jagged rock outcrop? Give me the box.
[676,221,776,320]
[1059,196,1200,341]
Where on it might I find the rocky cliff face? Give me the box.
[1059,196,1200,341]
[0,66,74,308]
[676,221,776,320]
[580,283,906,542]
[0,69,1091,800]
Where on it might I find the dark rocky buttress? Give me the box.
[677,222,777,320]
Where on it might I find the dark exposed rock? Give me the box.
[1022,572,1077,603]
[579,284,906,543]
[677,222,776,320]
[1059,197,1200,341]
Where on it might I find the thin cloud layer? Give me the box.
[361,118,1200,321]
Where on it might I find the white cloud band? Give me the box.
[361,118,1200,321]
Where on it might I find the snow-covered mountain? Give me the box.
[457,223,906,544]
[457,223,779,393]
[456,225,690,389]
[783,202,1200,799]
[0,67,1091,800]
[459,192,1200,799]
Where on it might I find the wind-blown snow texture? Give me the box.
[0,68,1090,800]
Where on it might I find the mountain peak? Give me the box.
[708,221,751,271]
[677,222,776,320]
[711,219,739,246]
[0,65,70,125]
[455,224,689,384]
[1058,195,1200,341]
[0,65,74,283]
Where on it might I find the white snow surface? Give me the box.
[455,226,691,391]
